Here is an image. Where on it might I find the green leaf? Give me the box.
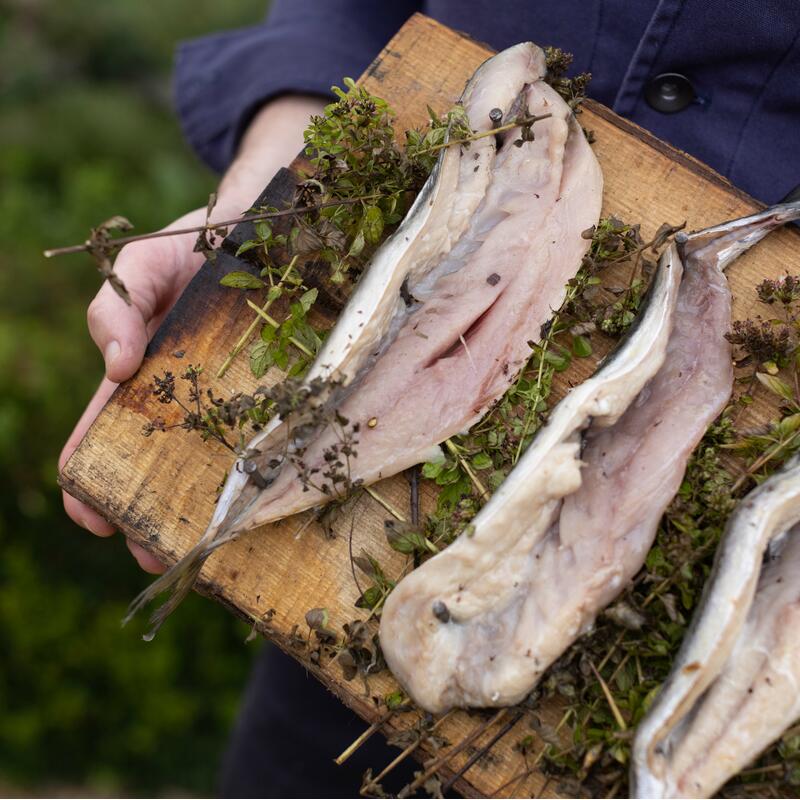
[355,586,383,610]
[385,690,406,710]
[249,341,273,378]
[436,465,462,486]
[756,371,795,402]
[299,287,318,314]
[266,285,283,303]
[220,271,265,290]
[386,529,428,555]
[274,348,289,371]
[471,452,493,470]
[260,324,276,344]
[254,221,272,242]
[348,229,365,258]
[776,413,800,437]
[234,239,261,257]
[437,473,472,510]
[422,461,443,479]
[543,348,571,372]
[362,205,384,244]
[288,357,310,378]
[572,334,593,358]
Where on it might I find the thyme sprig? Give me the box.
[42,196,381,260]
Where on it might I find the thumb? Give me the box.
[87,279,149,383]
[86,208,213,383]
[86,228,199,383]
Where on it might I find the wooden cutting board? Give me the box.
[60,13,800,798]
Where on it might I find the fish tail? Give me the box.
[122,529,241,639]
[679,199,800,272]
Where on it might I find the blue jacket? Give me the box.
[174,0,800,204]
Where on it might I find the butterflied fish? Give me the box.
[379,201,800,714]
[127,42,603,635]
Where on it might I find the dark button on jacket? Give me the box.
[174,0,800,204]
[645,73,695,113]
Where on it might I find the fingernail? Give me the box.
[104,340,120,369]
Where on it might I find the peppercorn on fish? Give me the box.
[127,41,603,636]
[380,201,800,714]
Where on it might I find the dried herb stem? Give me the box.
[589,660,627,731]
[731,427,800,492]
[490,708,574,796]
[739,763,786,778]
[412,113,553,158]
[334,709,395,765]
[364,486,407,522]
[441,709,525,794]
[398,709,508,798]
[245,299,315,357]
[217,256,300,378]
[360,710,455,795]
[594,631,627,676]
[43,195,383,258]
[445,439,489,499]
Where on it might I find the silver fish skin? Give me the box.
[124,42,550,636]
[380,201,800,715]
[632,458,800,795]
[379,241,684,712]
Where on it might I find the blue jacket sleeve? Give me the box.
[174,1,420,173]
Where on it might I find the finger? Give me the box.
[127,539,167,574]
[86,238,170,384]
[87,288,148,384]
[59,377,118,536]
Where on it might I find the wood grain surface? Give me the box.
[60,13,800,798]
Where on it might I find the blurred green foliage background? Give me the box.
[0,2,269,794]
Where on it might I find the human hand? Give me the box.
[59,94,327,573]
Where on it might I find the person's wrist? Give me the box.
[216,94,327,212]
